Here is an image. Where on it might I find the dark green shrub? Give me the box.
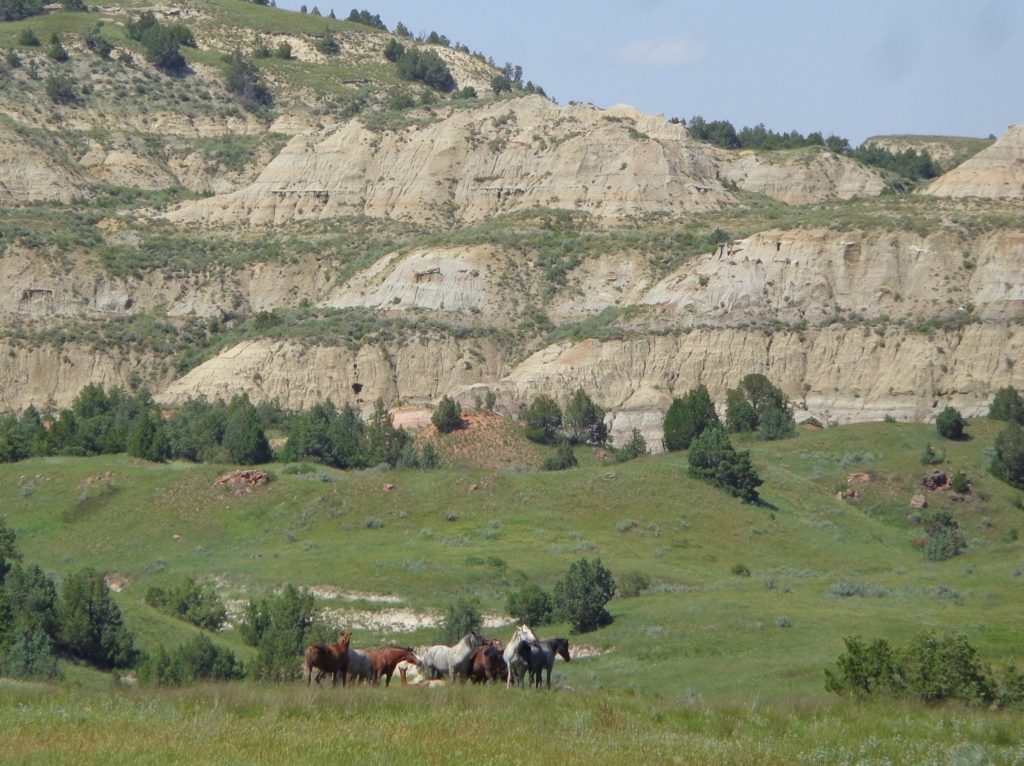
[127,411,170,462]
[920,442,944,465]
[45,73,77,104]
[663,385,719,451]
[273,41,292,59]
[950,471,970,494]
[505,583,553,625]
[523,395,561,445]
[824,636,899,695]
[731,563,751,577]
[84,23,113,59]
[138,634,243,686]
[383,39,404,62]
[542,438,577,471]
[17,28,41,46]
[222,395,272,464]
[314,31,339,55]
[242,585,323,682]
[141,24,188,74]
[936,407,965,440]
[725,374,795,439]
[223,48,272,110]
[145,577,227,630]
[563,388,607,445]
[923,511,966,561]
[3,623,59,679]
[616,570,650,598]
[688,423,763,502]
[991,422,1024,489]
[346,8,385,28]
[431,395,463,433]
[57,568,136,669]
[990,386,1024,424]
[395,47,455,92]
[553,558,615,633]
[437,598,482,644]
[612,428,647,462]
[3,0,43,22]
[901,631,995,705]
[47,34,68,62]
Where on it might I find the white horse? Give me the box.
[346,648,375,684]
[504,624,539,689]
[420,632,487,683]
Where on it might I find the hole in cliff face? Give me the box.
[352,382,363,395]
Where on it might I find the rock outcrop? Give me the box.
[925,125,1024,199]
[166,97,733,226]
[713,146,886,204]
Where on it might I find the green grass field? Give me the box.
[2,419,1024,762]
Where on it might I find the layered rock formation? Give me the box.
[166,97,732,226]
[925,125,1024,199]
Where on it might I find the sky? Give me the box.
[276,0,1022,145]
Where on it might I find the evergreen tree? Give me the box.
[688,423,763,502]
[563,388,607,445]
[663,385,719,450]
[127,410,170,462]
[990,386,1024,424]
[364,398,408,465]
[222,395,272,464]
[553,558,616,633]
[3,623,59,679]
[57,568,136,669]
[523,395,562,445]
[936,407,965,440]
[991,422,1024,489]
[431,396,463,434]
[223,48,272,110]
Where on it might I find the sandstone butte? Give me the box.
[2,24,1024,447]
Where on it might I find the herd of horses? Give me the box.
[303,624,571,690]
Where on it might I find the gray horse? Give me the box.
[503,624,539,688]
[420,632,487,683]
[346,648,375,684]
[518,637,571,689]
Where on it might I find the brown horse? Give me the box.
[304,631,352,688]
[365,646,419,687]
[468,645,508,684]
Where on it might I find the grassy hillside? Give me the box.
[3,418,1024,762]
[3,419,1023,701]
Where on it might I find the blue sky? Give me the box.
[277,0,1022,145]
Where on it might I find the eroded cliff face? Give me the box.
[453,323,1024,448]
[165,98,734,226]
[925,125,1024,199]
[155,335,514,412]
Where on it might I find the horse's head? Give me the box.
[403,647,419,664]
[554,638,571,662]
[338,631,352,648]
[464,631,486,648]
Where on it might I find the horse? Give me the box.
[420,632,487,683]
[365,646,419,687]
[503,624,539,688]
[346,647,375,685]
[304,631,352,688]
[468,645,508,684]
[518,637,571,689]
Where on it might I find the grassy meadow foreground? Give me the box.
[3,418,1024,762]
[3,682,1024,765]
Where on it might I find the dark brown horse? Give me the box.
[468,645,508,684]
[365,646,419,687]
[304,631,352,688]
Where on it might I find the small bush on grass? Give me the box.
[437,598,482,644]
[144,577,227,631]
[505,583,553,625]
[553,558,615,633]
